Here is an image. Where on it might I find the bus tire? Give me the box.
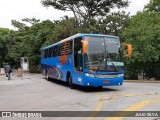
[68,74,75,89]
[46,70,50,81]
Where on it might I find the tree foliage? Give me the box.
[0,11,131,72]
[11,20,28,30]
[41,0,129,26]
[1,17,80,72]
[144,0,160,12]
[7,19,56,72]
[122,12,160,79]
[0,28,11,66]
[1,9,159,80]
[97,11,130,37]
[41,0,130,38]
[52,16,80,42]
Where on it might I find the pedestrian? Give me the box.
[3,63,12,80]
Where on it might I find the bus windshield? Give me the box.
[84,36,123,72]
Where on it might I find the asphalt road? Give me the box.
[0,73,159,120]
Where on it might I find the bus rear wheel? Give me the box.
[46,70,50,81]
[68,74,75,89]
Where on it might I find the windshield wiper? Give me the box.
[111,61,117,72]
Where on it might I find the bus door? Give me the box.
[73,37,83,85]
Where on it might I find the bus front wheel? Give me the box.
[68,75,75,89]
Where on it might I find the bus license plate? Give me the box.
[103,80,109,84]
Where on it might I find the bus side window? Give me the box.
[45,49,48,58]
[51,47,54,58]
[74,37,83,71]
[53,45,58,57]
[69,41,73,54]
[58,43,64,56]
[65,40,73,55]
[49,47,52,58]
[58,44,61,56]
[52,46,55,57]
[44,50,46,58]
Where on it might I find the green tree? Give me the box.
[52,16,80,41]
[8,17,82,72]
[122,12,160,79]
[144,0,160,12]
[0,28,11,67]
[11,20,28,30]
[97,11,130,37]
[9,19,56,72]
[41,0,129,27]
[22,18,40,25]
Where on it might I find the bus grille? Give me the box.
[95,74,118,78]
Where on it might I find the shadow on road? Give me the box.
[46,78,120,93]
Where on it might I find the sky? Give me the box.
[0,0,150,30]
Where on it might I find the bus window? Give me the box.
[58,44,61,56]
[58,41,73,56]
[74,37,83,71]
[58,43,64,56]
[44,50,46,58]
[45,49,49,58]
[51,47,54,57]
[65,41,73,55]
[53,45,58,57]
[49,47,53,58]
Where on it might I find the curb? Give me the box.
[124,80,160,83]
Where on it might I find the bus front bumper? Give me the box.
[83,75,124,87]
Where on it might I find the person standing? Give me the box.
[4,63,12,80]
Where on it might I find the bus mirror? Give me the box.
[121,43,132,57]
[82,41,88,54]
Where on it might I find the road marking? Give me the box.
[86,93,116,120]
[106,100,160,120]
[86,93,160,120]
[108,93,160,98]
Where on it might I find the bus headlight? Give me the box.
[85,73,95,77]
[117,74,124,77]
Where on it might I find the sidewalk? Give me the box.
[0,72,34,85]
[124,79,160,83]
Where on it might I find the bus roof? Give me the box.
[42,33,119,50]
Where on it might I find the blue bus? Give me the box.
[41,33,132,89]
